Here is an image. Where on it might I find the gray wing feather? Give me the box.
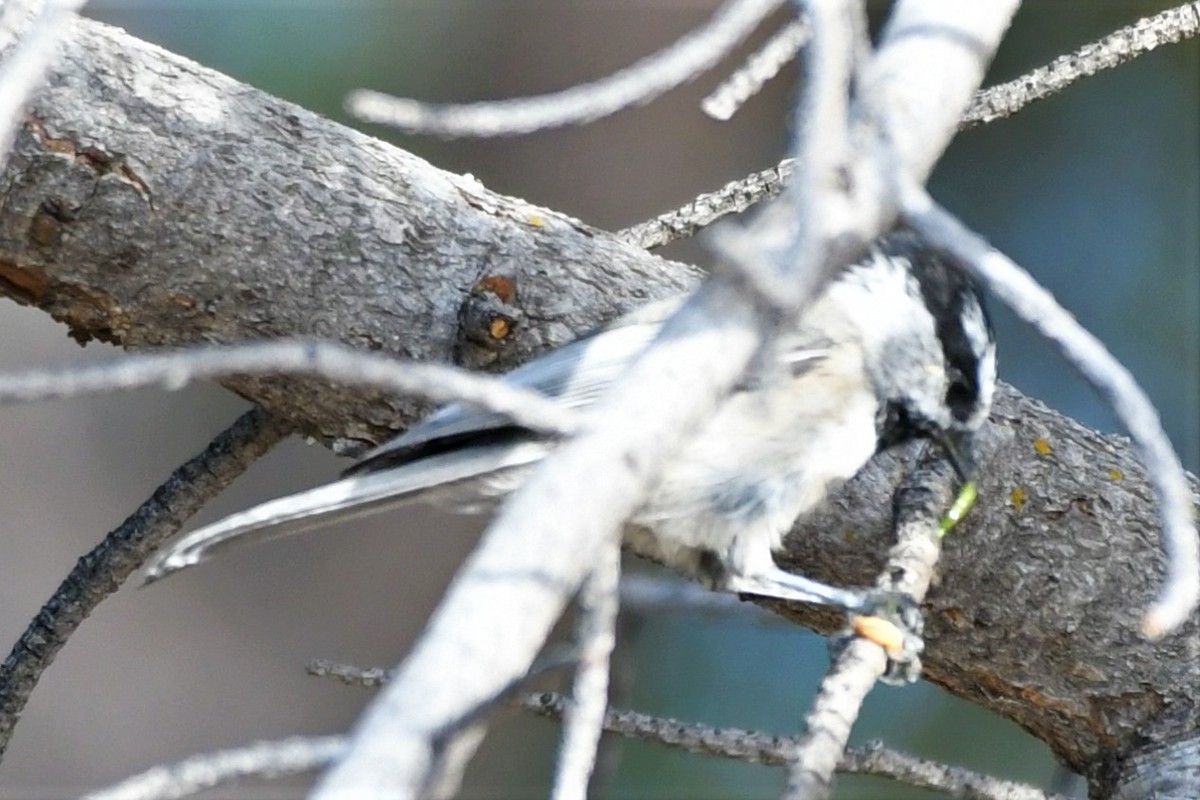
[145,292,834,583]
[349,296,683,472]
[143,441,549,583]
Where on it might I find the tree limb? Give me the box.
[0,11,1197,799]
[0,16,701,448]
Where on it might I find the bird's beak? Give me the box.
[937,429,977,484]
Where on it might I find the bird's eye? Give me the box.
[946,378,976,421]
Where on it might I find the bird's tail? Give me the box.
[142,441,548,583]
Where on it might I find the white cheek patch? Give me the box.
[976,342,998,421]
[961,298,991,355]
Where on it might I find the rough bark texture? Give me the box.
[776,386,1200,784]
[1,16,1198,799]
[0,18,700,450]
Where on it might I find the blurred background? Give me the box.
[0,1,1196,797]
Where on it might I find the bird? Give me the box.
[143,232,996,619]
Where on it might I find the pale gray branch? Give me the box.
[346,0,785,137]
[550,543,621,800]
[0,340,580,440]
[702,18,809,121]
[83,736,346,800]
[962,2,1200,130]
[782,456,957,800]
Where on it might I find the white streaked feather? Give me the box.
[143,441,550,583]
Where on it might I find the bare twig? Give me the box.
[702,18,809,121]
[551,543,621,800]
[301,668,1065,800]
[0,0,88,163]
[0,408,290,760]
[962,2,1200,129]
[307,662,391,690]
[615,159,795,250]
[82,735,346,800]
[0,340,580,438]
[778,0,859,301]
[782,456,959,800]
[901,188,1200,637]
[710,0,859,314]
[623,3,1200,252]
[520,692,1065,800]
[307,659,392,688]
[346,0,785,137]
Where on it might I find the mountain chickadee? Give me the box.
[144,234,996,616]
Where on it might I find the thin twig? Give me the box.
[307,659,391,688]
[520,692,1066,800]
[82,735,346,800]
[901,189,1200,637]
[0,339,579,438]
[346,0,785,137]
[551,542,621,800]
[962,2,1200,129]
[300,668,1065,800]
[781,455,959,800]
[0,0,88,164]
[615,159,795,250]
[709,0,860,315]
[702,17,809,121]
[0,408,290,761]
[621,3,1200,252]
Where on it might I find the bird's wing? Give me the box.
[346,295,684,474]
[145,293,836,584]
[143,440,550,583]
[145,297,682,583]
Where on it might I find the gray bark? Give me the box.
[1,16,1197,800]
[0,17,700,449]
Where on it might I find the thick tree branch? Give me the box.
[0,10,1196,799]
[0,16,701,448]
